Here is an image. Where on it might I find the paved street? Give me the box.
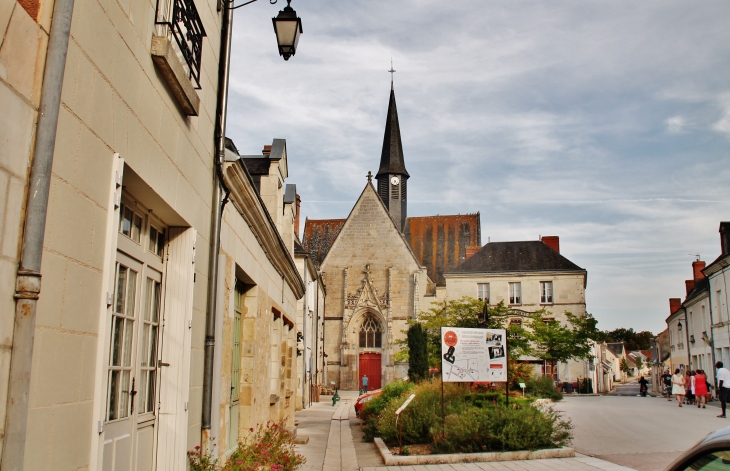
[558,393,725,471]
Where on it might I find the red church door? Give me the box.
[359,353,382,390]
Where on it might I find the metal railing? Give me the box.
[155,0,207,89]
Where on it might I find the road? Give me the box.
[558,392,726,471]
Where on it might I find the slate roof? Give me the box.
[447,241,585,275]
[606,343,625,357]
[376,88,409,178]
[685,277,709,304]
[302,213,481,286]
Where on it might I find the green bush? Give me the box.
[360,380,415,441]
[526,375,563,401]
[430,405,572,453]
[375,379,446,444]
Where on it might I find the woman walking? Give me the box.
[672,368,686,407]
[695,369,708,408]
[686,371,695,405]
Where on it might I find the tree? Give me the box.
[407,324,429,382]
[604,328,654,351]
[526,312,603,364]
[620,357,631,379]
[634,356,644,373]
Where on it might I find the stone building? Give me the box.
[0,0,308,463]
[302,86,481,391]
[444,236,590,381]
[705,223,730,372]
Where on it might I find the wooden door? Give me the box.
[359,353,382,390]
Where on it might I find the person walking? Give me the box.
[362,374,368,394]
[686,371,695,405]
[661,369,673,401]
[672,369,685,407]
[716,361,730,418]
[695,369,708,409]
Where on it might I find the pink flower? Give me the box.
[195,446,201,450]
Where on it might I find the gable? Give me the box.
[320,183,422,272]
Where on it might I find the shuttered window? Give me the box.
[231,281,244,403]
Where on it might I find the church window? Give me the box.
[359,315,382,348]
[401,178,406,202]
[379,179,388,200]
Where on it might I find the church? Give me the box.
[302,84,481,391]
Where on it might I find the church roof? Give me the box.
[376,89,409,178]
[448,241,585,275]
[302,218,346,266]
[302,213,481,285]
[405,214,481,286]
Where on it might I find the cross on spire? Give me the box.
[388,59,395,90]
[367,171,372,183]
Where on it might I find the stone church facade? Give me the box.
[303,86,481,390]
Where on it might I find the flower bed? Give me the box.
[360,377,572,455]
[188,422,306,471]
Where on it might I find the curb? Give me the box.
[373,438,574,465]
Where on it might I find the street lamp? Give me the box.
[677,321,683,331]
[272,0,303,60]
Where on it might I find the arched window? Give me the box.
[359,315,382,348]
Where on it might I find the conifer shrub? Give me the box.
[407,324,429,382]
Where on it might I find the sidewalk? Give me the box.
[294,393,636,471]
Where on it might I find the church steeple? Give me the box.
[375,82,410,232]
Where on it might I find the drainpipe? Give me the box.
[684,309,691,372]
[708,288,717,385]
[301,257,308,409]
[313,274,320,404]
[2,0,76,467]
[202,0,233,442]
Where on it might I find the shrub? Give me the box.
[375,379,446,444]
[526,375,563,401]
[430,404,572,453]
[360,380,415,441]
[407,324,429,382]
[224,422,305,471]
[188,446,218,471]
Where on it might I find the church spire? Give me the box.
[376,83,409,179]
[375,74,409,232]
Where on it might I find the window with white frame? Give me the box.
[540,281,553,304]
[509,282,521,304]
[477,283,490,302]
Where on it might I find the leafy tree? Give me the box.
[620,357,631,377]
[407,324,429,382]
[525,312,602,364]
[603,328,654,351]
[634,356,644,373]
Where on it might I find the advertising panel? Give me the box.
[440,327,507,382]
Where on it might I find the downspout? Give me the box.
[708,288,717,385]
[301,257,308,409]
[313,273,320,405]
[2,0,76,466]
[684,309,691,372]
[202,0,233,441]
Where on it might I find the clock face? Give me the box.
[390,176,400,186]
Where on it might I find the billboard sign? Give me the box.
[441,327,507,382]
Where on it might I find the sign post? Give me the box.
[440,327,508,418]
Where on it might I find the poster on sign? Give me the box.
[441,327,507,382]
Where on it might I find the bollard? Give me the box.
[332,389,340,406]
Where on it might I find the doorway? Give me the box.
[359,353,382,391]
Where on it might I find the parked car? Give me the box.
[665,425,730,471]
[354,389,382,416]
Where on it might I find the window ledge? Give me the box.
[151,35,200,116]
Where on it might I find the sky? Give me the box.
[225,1,730,335]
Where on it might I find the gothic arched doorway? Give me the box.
[358,314,383,390]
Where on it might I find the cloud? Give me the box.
[226,0,730,333]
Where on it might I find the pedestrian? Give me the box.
[362,374,368,394]
[686,371,695,405]
[661,369,673,401]
[716,361,730,418]
[695,369,708,409]
[672,368,685,407]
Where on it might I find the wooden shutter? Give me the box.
[156,227,196,470]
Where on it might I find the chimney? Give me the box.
[295,194,301,238]
[541,236,560,254]
[669,298,681,314]
[465,246,480,260]
[692,260,706,283]
[685,280,695,297]
[262,145,272,156]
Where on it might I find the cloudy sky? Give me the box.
[225,1,730,334]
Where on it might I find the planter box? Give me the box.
[373,438,574,465]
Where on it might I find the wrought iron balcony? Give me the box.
[155,0,207,89]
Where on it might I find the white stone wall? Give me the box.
[709,258,730,375]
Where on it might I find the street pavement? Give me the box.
[558,388,726,471]
[294,385,729,471]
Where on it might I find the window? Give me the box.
[477,283,490,302]
[509,282,521,304]
[149,225,165,257]
[108,263,138,421]
[231,281,244,402]
[390,181,399,199]
[119,202,142,243]
[540,281,553,304]
[359,315,382,349]
[139,277,161,414]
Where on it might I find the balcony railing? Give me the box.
[155,0,206,89]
